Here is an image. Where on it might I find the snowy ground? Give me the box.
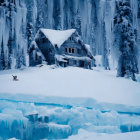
[0,65,140,106]
[0,65,140,139]
[66,129,140,140]
[7,131,140,140]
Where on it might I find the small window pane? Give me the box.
[65,48,67,53]
[69,48,71,53]
[72,48,74,53]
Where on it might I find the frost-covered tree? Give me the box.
[7,0,16,69]
[102,22,110,70]
[53,0,61,30]
[16,47,26,69]
[114,0,138,81]
[0,0,140,75]
[27,22,34,49]
[0,39,5,70]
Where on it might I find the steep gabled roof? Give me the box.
[40,28,76,48]
[35,28,94,60]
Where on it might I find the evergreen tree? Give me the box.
[114,0,138,81]
[75,9,82,36]
[0,39,5,70]
[27,22,34,49]
[102,22,110,70]
[7,0,16,69]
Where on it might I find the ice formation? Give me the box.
[0,98,140,139]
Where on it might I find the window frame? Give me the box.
[72,48,74,53]
[69,48,71,53]
[65,48,68,53]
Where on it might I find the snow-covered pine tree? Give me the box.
[114,0,138,81]
[27,22,34,49]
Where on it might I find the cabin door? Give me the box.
[79,60,85,67]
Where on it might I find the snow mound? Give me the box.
[94,55,102,67]
[40,28,76,47]
[0,66,140,106]
[66,129,140,140]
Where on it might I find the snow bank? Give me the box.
[66,129,140,140]
[8,138,19,140]
[40,29,76,47]
[0,66,140,107]
[94,55,102,67]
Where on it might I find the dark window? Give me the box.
[80,60,84,67]
[72,48,74,53]
[77,49,81,54]
[65,48,67,53]
[69,48,71,53]
[42,37,46,43]
[70,37,73,41]
[55,44,58,48]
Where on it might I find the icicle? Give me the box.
[47,0,54,29]
[60,0,64,30]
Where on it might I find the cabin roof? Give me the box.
[85,44,92,55]
[40,28,76,48]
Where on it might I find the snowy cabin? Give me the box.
[29,28,95,69]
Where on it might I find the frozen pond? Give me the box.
[0,98,140,140]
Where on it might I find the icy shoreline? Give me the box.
[0,99,140,140]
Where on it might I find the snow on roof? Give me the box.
[40,28,76,48]
[85,44,92,54]
[55,54,92,62]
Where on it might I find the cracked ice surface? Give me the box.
[0,99,140,139]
